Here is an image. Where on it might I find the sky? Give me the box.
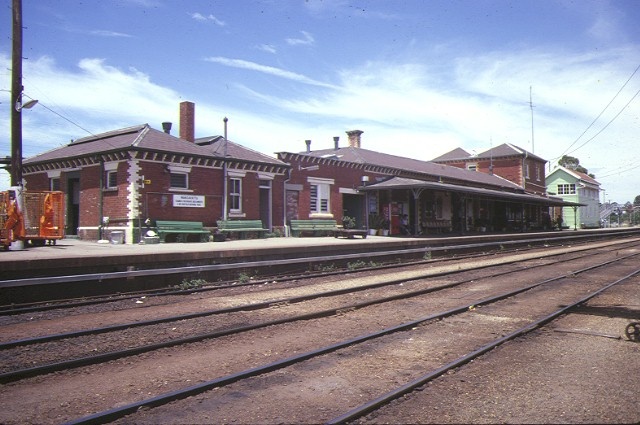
[1,0,639,204]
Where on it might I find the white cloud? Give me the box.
[285,31,315,46]
[257,44,277,54]
[204,57,338,89]
[190,12,226,26]
[89,30,132,38]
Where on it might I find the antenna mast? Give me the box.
[529,86,535,154]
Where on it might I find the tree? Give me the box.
[558,155,594,178]
[634,195,640,207]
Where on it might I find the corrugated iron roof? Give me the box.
[286,146,523,191]
[360,176,584,206]
[24,124,287,167]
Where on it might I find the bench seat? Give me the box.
[217,220,268,239]
[290,219,338,237]
[423,219,451,234]
[155,220,211,243]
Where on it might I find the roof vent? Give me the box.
[162,122,172,134]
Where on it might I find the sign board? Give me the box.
[143,179,151,184]
[173,194,205,208]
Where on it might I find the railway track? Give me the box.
[0,237,638,423]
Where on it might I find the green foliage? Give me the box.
[558,155,591,176]
[266,228,284,238]
[317,263,336,272]
[237,272,252,283]
[175,278,206,290]
[342,215,356,229]
[346,260,379,270]
[423,251,432,260]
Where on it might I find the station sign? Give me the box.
[173,194,205,208]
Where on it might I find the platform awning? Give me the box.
[359,176,584,207]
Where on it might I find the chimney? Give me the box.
[346,130,363,148]
[179,101,195,142]
[333,136,339,150]
[305,139,311,153]
[161,122,172,134]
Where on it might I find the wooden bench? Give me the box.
[217,219,268,239]
[155,220,211,243]
[290,219,338,237]
[334,228,368,239]
[423,219,451,234]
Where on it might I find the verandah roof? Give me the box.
[359,176,584,207]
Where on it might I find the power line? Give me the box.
[24,95,96,137]
[550,62,640,162]
[564,87,640,156]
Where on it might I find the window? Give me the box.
[524,163,530,179]
[307,177,334,216]
[170,172,188,189]
[229,177,242,212]
[310,183,330,213]
[50,177,60,191]
[557,183,576,195]
[466,163,477,172]
[105,171,118,189]
[535,165,541,181]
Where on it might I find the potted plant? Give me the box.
[342,215,356,229]
[368,213,383,235]
[380,218,390,236]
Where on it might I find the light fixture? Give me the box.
[15,93,38,111]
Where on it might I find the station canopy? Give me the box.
[359,176,584,207]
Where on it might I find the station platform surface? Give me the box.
[1,234,411,262]
[1,234,437,280]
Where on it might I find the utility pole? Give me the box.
[11,0,23,187]
[222,117,228,221]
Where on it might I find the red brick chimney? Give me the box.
[179,101,195,142]
[346,130,363,148]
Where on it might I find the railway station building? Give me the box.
[19,102,580,241]
[277,131,576,236]
[21,102,290,243]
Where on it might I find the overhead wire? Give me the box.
[550,62,640,162]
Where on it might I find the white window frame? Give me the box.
[557,183,576,195]
[308,177,334,217]
[167,165,192,191]
[105,170,118,189]
[229,177,242,213]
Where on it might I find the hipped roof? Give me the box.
[23,124,286,167]
[282,145,523,191]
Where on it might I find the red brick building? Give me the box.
[432,143,548,195]
[278,132,568,235]
[22,102,289,242]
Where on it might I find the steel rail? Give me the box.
[62,253,640,425]
[2,231,637,289]
[325,268,640,424]
[1,249,598,383]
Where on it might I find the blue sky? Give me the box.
[1,0,639,203]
